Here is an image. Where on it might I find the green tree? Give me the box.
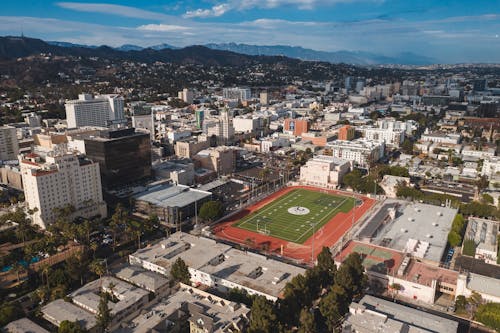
[96,292,112,332]
[248,296,279,333]
[58,320,86,333]
[447,231,462,247]
[455,295,467,313]
[481,193,494,204]
[335,253,367,300]
[316,246,337,289]
[298,308,317,333]
[319,285,349,332]
[198,201,224,222]
[0,303,24,326]
[401,138,414,155]
[170,258,191,284]
[475,302,500,332]
[89,260,106,278]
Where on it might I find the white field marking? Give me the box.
[293,196,349,243]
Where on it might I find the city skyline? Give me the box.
[0,0,499,63]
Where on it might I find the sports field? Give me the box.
[233,188,357,244]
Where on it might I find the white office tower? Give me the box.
[0,125,19,161]
[20,152,107,229]
[219,109,235,145]
[65,94,126,129]
[223,87,251,101]
[178,88,194,104]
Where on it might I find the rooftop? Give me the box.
[372,200,457,263]
[467,273,500,298]
[4,318,50,333]
[465,217,499,254]
[133,183,211,208]
[346,295,459,333]
[114,265,169,293]
[69,276,149,316]
[130,232,305,298]
[42,299,97,330]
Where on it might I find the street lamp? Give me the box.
[310,222,317,265]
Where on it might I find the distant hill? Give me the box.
[204,43,436,65]
[0,36,296,67]
[1,36,435,65]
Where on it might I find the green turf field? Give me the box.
[234,188,356,244]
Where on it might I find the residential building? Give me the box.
[20,152,106,229]
[42,299,98,333]
[327,139,385,168]
[117,284,249,333]
[178,88,194,104]
[0,126,19,161]
[342,295,458,333]
[363,127,405,147]
[129,232,305,301]
[69,277,149,331]
[283,118,309,136]
[4,318,50,333]
[338,125,355,141]
[299,155,351,188]
[421,130,461,144]
[260,91,269,105]
[65,94,125,128]
[114,265,169,295]
[481,156,500,178]
[223,87,251,101]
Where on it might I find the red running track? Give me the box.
[213,186,375,264]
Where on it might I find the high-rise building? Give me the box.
[223,87,251,101]
[195,109,205,129]
[178,88,194,104]
[20,152,106,229]
[65,94,126,129]
[260,91,269,105]
[218,109,235,145]
[81,128,152,189]
[0,125,19,161]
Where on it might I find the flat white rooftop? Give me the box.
[372,200,457,263]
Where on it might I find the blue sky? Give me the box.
[1,0,499,63]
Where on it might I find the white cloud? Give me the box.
[184,4,231,18]
[56,2,172,21]
[183,0,382,18]
[137,24,192,32]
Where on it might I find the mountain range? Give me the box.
[0,36,435,65]
[48,40,435,65]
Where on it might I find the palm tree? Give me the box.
[11,262,24,285]
[89,260,106,278]
[39,263,51,290]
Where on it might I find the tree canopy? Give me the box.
[198,200,224,222]
[58,320,86,333]
[170,257,191,284]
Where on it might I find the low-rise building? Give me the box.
[327,139,384,168]
[193,147,235,175]
[116,284,249,333]
[362,127,405,148]
[456,272,500,303]
[129,232,305,301]
[343,295,459,333]
[4,318,50,333]
[299,155,350,189]
[69,277,149,330]
[482,156,500,179]
[464,217,499,265]
[114,265,169,295]
[133,183,212,227]
[42,299,98,332]
[175,137,210,159]
[379,175,410,198]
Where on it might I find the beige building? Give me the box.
[175,138,210,159]
[0,125,19,161]
[299,155,351,189]
[194,147,235,175]
[20,152,106,229]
